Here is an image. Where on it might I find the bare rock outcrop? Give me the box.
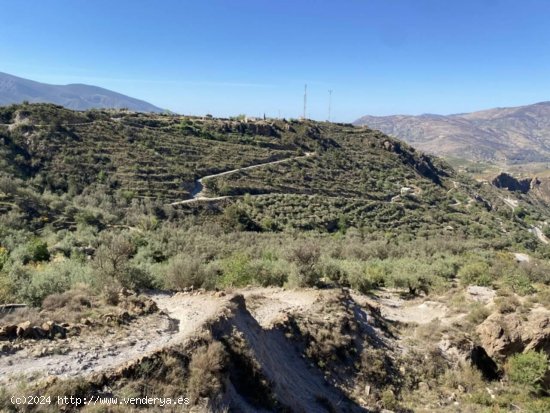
[522,311,550,354]
[476,310,550,360]
[476,313,523,359]
[0,320,69,341]
[491,172,533,194]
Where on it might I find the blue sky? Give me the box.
[1,0,550,121]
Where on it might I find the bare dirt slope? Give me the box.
[6,286,540,412]
[0,288,323,385]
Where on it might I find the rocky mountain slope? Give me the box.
[0,72,163,112]
[354,101,550,164]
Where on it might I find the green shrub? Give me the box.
[458,261,492,287]
[345,261,373,293]
[18,260,93,306]
[431,256,460,279]
[320,258,347,284]
[116,266,155,290]
[288,242,321,287]
[220,205,260,232]
[506,351,548,390]
[364,259,389,287]
[248,258,289,287]
[260,217,281,232]
[165,255,209,290]
[359,346,393,386]
[21,268,72,307]
[503,273,535,295]
[0,246,8,271]
[30,240,50,262]
[495,295,520,314]
[0,272,15,304]
[91,233,151,290]
[14,239,51,264]
[340,259,389,294]
[388,258,432,296]
[220,253,254,287]
[524,399,550,413]
[522,260,550,285]
[75,209,104,228]
[466,302,491,324]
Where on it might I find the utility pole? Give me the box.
[328,89,333,122]
[303,84,307,120]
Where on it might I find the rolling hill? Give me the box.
[0,102,547,243]
[0,71,163,112]
[354,101,550,165]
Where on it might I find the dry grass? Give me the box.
[42,288,92,312]
[0,307,42,326]
[495,295,520,314]
[187,341,227,403]
[466,302,491,325]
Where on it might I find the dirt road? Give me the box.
[170,152,315,205]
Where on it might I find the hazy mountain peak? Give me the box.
[354,101,550,164]
[0,71,163,112]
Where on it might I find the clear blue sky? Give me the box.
[1,0,550,121]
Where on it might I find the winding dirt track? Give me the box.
[170,152,315,205]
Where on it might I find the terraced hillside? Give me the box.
[0,103,549,246]
[0,104,301,202]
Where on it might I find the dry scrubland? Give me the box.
[0,103,549,412]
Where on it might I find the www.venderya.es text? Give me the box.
[11,395,190,407]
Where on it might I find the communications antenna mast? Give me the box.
[328,89,333,122]
[303,84,307,120]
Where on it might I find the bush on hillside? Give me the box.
[458,261,492,287]
[288,242,321,287]
[506,351,548,390]
[165,255,210,290]
[388,259,432,296]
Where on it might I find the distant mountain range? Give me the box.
[354,102,550,164]
[0,72,163,112]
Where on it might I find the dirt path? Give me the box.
[501,196,519,210]
[531,226,549,244]
[149,291,226,339]
[352,290,458,326]
[0,293,224,384]
[241,287,320,327]
[0,312,177,383]
[170,152,315,205]
[497,197,549,245]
